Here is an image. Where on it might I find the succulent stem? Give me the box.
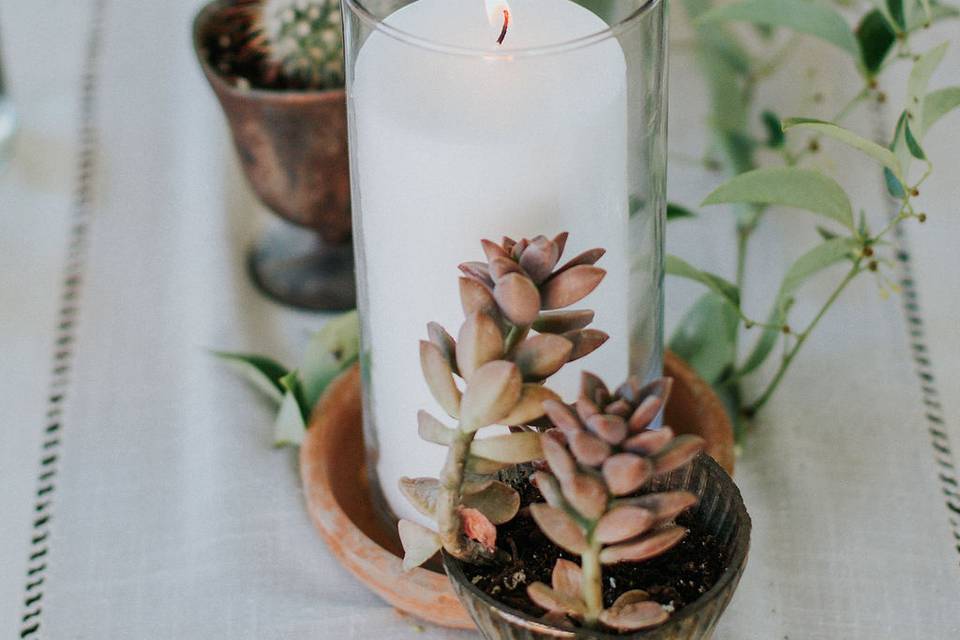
[503,324,529,358]
[580,536,604,626]
[437,430,476,557]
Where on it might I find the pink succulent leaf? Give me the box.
[542,400,582,436]
[599,525,687,565]
[482,238,510,262]
[569,431,612,467]
[462,481,520,525]
[580,371,611,406]
[553,247,606,275]
[653,435,705,475]
[595,506,656,545]
[459,507,497,551]
[527,582,586,617]
[514,334,574,380]
[519,235,561,284]
[398,519,442,571]
[627,395,665,433]
[529,503,588,554]
[540,432,577,483]
[458,361,522,431]
[471,432,543,464]
[564,328,610,361]
[398,476,439,519]
[531,471,566,509]
[586,414,628,445]
[623,427,675,456]
[493,273,541,326]
[604,398,633,418]
[575,397,601,423]
[551,558,583,600]
[599,600,668,632]
[456,312,504,380]
[459,277,498,319]
[489,256,523,281]
[417,410,455,445]
[532,309,595,334]
[540,265,606,310]
[618,491,698,526]
[426,322,459,376]
[552,232,569,258]
[499,384,561,425]
[458,261,494,287]
[563,474,608,520]
[602,453,654,497]
[419,341,461,419]
[465,455,512,475]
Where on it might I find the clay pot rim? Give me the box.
[192,0,346,103]
[442,454,752,639]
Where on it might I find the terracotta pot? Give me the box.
[443,454,751,639]
[193,0,355,311]
[300,351,735,629]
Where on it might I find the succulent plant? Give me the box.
[398,233,610,569]
[236,0,344,89]
[526,373,706,631]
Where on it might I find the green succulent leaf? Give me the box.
[213,351,289,404]
[302,310,360,407]
[782,118,904,181]
[856,9,896,75]
[666,255,740,309]
[702,166,855,230]
[739,238,859,377]
[696,0,859,56]
[668,292,739,385]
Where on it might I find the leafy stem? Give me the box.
[745,259,863,415]
[581,536,604,626]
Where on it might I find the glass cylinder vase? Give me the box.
[342,0,667,526]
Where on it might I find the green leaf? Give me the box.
[922,86,960,136]
[884,167,907,198]
[906,41,949,125]
[669,293,739,385]
[739,238,859,377]
[302,310,361,407]
[903,119,926,160]
[856,9,896,75]
[667,202,697,221]
[279,370,309,421]
[665,255,741,308]
[213,351,288,404]
[702,166,854,230]
[273,389,307,447]
[696,0,859,56]
[761,110,785,148]
[783,118,903,180]
[908,1,959,29]
[887,0,906,28]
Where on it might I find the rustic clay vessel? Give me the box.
[193,0,355,311]
[299,351,735,630]
[444,454,750,639]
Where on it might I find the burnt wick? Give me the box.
[496,9,510,45]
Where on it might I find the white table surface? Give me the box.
[1,0,958,638]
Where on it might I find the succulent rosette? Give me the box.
[526,373,706,632]
[399,234,611,569]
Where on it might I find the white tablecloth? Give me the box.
[1,0,958,637]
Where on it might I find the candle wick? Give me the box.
[496,9,510,45]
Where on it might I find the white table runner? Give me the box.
[1,0,958,637]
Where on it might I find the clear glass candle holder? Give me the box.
[343,0,667,526]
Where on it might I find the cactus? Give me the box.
[398,233,610,569]
[526,373,706,631]
[238,0,344,90]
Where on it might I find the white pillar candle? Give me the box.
[351,0,629,525]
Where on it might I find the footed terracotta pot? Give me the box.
[299,351,735,630]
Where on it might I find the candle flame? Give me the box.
[485,0,511,45]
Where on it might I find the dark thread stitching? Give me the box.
[20,1,105,636]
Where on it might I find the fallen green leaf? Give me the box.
[212,351,288,405]
[302,310,361,407]
[273,389,307,447]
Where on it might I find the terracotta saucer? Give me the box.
[299,351,735,630]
